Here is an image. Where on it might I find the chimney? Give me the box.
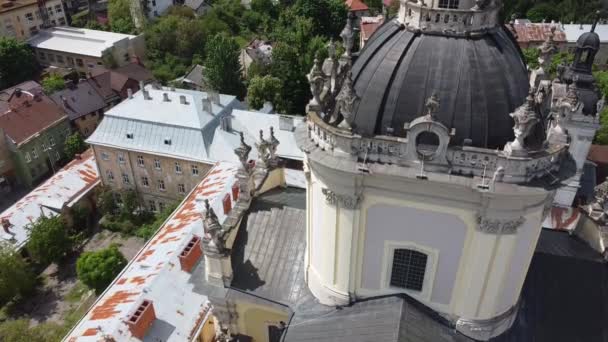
[220,116,232,132]
[279,116,294,132]
[139,80,144,91]
[209,91,220,105]
[127,300,156,340]
[179,95,188,105]
[162,93,171,102]
[74,153,82,160]
[179,235,203,273]
[127,88,133,99]
[202,97,212,113]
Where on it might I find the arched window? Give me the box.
[390,249,428,291]
[435,13,441,23]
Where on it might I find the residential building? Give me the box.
[360,15,384,48]
[88,68,145,107]
[87,85,241,211]
[28,27,146,75]
[51,80,107,137]
[345,0,369,17]
[0,0,67,40]
[508,20,567,50]
[184,0,210,15]
[173,64,207,91]
[0,149,99,249]
[240,39,272,77]
[0,81,71,187]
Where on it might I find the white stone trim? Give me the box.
[380,240,439,303]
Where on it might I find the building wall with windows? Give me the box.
[36,48,109,74]
[91,145,213,211]
[9,119,71,187]
[73,111,103,137]
[0,0,67,40]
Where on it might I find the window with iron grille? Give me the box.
[390,249,428,291]
[438,0,459,9]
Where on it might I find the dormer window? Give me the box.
[438,0,459,9]
[164,138,172,145]
[126,132,134,139]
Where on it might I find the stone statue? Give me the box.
[538,27,558,71]
[425,93,440,120]
[340,13,355,58]
[505,90,539,155]
[597,96,605,115]
[234,132,252,172]
[588,177,608,223]
[327,39,337,60]
[335,70,358,126]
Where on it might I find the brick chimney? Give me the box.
[1,218,11,234]
[127,299,156,340]
[179,235,203,273]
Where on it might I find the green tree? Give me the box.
[247,75,282,110]
[0,319,65,342]
[549,51,575,78]
[522,47,540,70]
[76,244,127,293]
[526,3,560,22]
[204,34,246,99]
[97,187,117,216]
[41,74,66,94]
[26,215,72,265]
[593,70,608,145]
[0,244,36,305]
[293,0,348,38]
[64,132,88,159]
[120,189,139,220]
[0,38,38,89]
[108,0,136,34]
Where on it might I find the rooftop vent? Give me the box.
[126,299,156,340]
[179,95,188,105]
[179,235,202,273]
[162,93,170,102]
[126,133,134,139]
[202,97,212,113]
[279,116,294,132]
[127,88,133,99]
[164,138,171,145]
[208,91,220,105]
[220,115,232,132]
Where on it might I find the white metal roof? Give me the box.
[562,24,608,43]
[64,162,239,341]
[87,86,239,163]
[0,149,99,249]
[27,27,139,58]
[209,110,305,163]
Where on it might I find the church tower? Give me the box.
[297,0,591,340]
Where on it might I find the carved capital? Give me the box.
[322,188,361,209]
[476,215,526,234]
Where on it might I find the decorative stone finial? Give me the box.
[256,129,271,165]
[203,199,225,253]
[234,132,252,172]
[565,84,579,107]
[592,10,601,33]
[307,54,326,113]
[327,39,337,60]
[269,127,280,159]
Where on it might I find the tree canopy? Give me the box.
[26,215,72,265]
[503,0,603,23]
[63,132,88,160]
[76,244,127,293]
[0,38,38,89]
[203,34,246,99]
[41,74,66,94]
[108,0,136,33]
[247,75,282,110]
[0,244,36,305]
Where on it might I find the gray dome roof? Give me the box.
[348,21,530,149]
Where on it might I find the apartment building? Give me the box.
[0,81,71,187]
[28,27,145,75]
[87,85,241,212]
[0,0,67,40]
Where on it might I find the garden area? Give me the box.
[0,188,176,342]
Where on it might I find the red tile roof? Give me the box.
[0,83,68,145]
[588,145,608,165]
[361,16,384,41]
[346,0,369,12]
[509,23,567,45]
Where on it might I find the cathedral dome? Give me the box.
[347,22,530,149]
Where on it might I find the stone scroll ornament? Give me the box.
[322,188,361,209]
[476,215,526,235]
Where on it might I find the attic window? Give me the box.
[126,133,134,139]
[164,138,172,145]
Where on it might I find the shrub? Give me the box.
[76,244,127,293]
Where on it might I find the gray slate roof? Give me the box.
[350,21,529,149]
[51,81,106,121]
